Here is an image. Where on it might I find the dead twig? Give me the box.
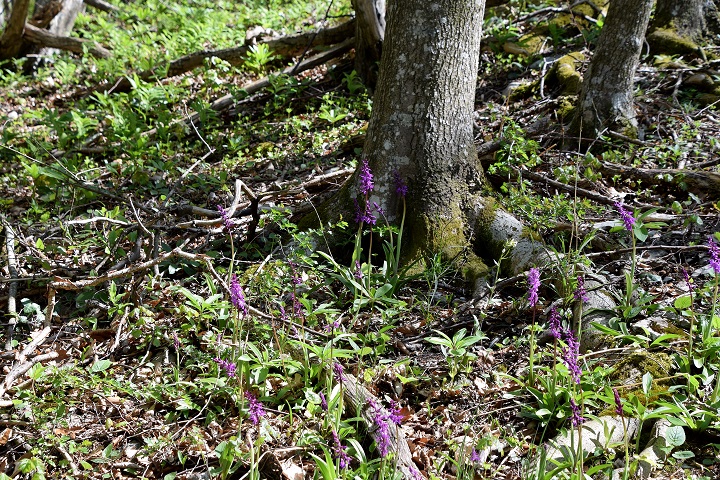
[3,218,19,351]
[0,327,56,397]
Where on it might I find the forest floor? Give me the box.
[2,1,720,479]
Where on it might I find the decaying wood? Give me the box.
[29,0,63,29]
[599,161,720,197]
[91,20,355,94]
[23,23,112,58]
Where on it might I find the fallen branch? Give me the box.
[599,161,720,197]
[46,247,329,340]
[0,326,53,397]
[90,20,355,94]
[83,0,120,13]
[142,38,355,140]
[23,23,112,59]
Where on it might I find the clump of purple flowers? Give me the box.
[333,361,345,382]
[470,448,481,463]
[548,307,562,340]
[569,398,585,427]
[214,357,237,377]
[245,391,265,425]
[367,398,396,457]
[289,261,302,285]
[354,198,377,225]
[393,170,408,198]
[331,430,351,469]
[527,268,540,308]
[614,202,636,232]
[562,328,582,385]
[613,388,623,417]
[574,275,589,303]
[358,158,374,195]
[217,205,235,232]
[320,392,328,411]
[230,274,248,316]
[709,237,720,275]
[388,400,403,425]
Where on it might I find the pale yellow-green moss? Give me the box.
[550,52,585,95]
[647,28,700,55]
[555,96,577,119]
[461,254,490,285]
[606,350,675,407]
[508,80,540,101]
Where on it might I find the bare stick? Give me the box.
[3,219,19,351]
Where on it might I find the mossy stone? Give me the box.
[608,350,675,403]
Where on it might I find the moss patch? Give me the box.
[647,28,700,56]
[548,52,585,95]
[555,96,576,120]
[608,350,675,403]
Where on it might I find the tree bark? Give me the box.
[352,0,384,89]
[0,0,31,60]
[652,0,706,42]
[571,0,653,140]
[355,0,486,262]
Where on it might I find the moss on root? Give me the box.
[406,206,489,283]
[647,28,700,56]
[548,52,585,95]
[555,96,577,120]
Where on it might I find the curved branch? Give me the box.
[90,20,355,94]
[23,23,112,58]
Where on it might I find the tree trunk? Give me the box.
[352,0,385,89]
[570,0,653,140]
[22,0,84,70]
[652,0,705,42]
[357,0,486,263]
[307,0,546,282]
[647,0,720,55]
[0,0,31,60]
